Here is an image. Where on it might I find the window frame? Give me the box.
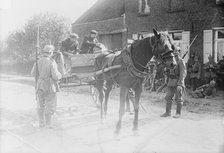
[138,0,150,16]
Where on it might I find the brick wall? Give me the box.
[125,0,224,62]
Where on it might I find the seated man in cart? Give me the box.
[80,30,101,54]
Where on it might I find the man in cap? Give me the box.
[31,45,62,128]
[80,30,100,54]
[61,33,80,55]
[204,55,217,84]
[160,47,187,118]
[187,54,195,89]
[190,55,201,91]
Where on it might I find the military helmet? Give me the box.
[43,45,54,54]
[90,30,98,34]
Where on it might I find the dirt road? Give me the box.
[0,74,223,153]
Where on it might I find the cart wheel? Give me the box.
[90,85,99,108]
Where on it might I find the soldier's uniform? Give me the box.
[161,48,187,118]
[80,30,99,54]
[190,80,216,98]
[187,55,195,89]
[204,56,217,84]
[31,45,62,128]
[190,56,201,91]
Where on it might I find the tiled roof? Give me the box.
[73,0,125,24]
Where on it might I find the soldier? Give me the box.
[189,79,216,99]
[80,30,100,54]
[187,54,195,89]
[190,56,201,91]
[204,55,217,84]
[31,45,62,128]
[216,56,224,89]
[160,47,187,118]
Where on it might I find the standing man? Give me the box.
[31,45,62,128]
[60,33,80,55]
[80,30,100,54]
[160,47,187,118]
[191,56,201,91]
[60,33,80,71]
[187,54,195,89]
[204,55,217,84]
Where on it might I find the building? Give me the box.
[72,0,224,64]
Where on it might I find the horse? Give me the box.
[94,29,176,134]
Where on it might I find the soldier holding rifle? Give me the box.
[31,45,62,128]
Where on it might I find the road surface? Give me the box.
[0,74,223,153]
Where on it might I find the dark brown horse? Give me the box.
[94,29,176,134]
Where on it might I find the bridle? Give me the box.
[130,36,174,72]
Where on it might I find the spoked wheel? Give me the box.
[90,85,100,108]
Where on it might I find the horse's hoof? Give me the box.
[113,131,121,140]
[114,129,120,135]
[132,130,139,136]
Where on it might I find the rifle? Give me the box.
[182,35,198,59]
[35,25,40,91]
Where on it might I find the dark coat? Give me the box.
[80,36,99,54]
[60,38,79,54]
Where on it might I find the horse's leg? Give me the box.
[104,81,112,116]
[96,79,105,119]
[133,85,142,132]
[125,95,131,112]
[115,86,128,134]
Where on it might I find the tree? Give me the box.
[5,12,71,63]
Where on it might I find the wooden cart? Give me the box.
[59,52,121,107]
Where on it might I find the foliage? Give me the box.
[4,12,71,63]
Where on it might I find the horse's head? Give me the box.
[152,29,177,68]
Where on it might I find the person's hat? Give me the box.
[43,45,54,54]
[90,30,98,34]
[70,33,79,39]
[210,80,216,86]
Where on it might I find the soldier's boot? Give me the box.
[38,110,45,128]
[45,113,54,129]
[173,103,182,118]
[160,103,172,117]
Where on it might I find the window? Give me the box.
[214,29,224,62]
[138,0,150,15]
[168,0,185,12]
[217,30,224,39]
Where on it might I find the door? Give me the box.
[99,33,122,50]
